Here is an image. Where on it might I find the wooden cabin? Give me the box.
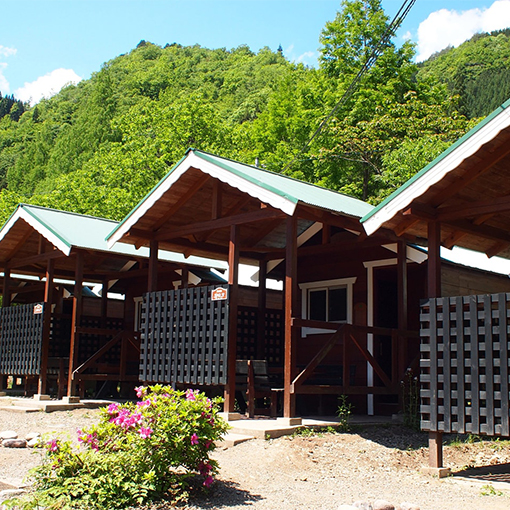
[0,204,227,399]
[106,148,510,419]
[362,98,510,469]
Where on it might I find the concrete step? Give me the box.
[219,432,254,447]
[0,405,41,413]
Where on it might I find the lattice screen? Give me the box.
[140,285,229,385]
[0,302,45,375]
[420,293,510,436]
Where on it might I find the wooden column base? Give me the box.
[428,431,444,468]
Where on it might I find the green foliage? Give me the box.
[6,386,229,510]
[401,369,420,431]
[0,0,483,219]
[336,394,353,431]
[418,29,510,118]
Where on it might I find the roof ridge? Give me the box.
[19,204,120,224]
[190,148,370,204]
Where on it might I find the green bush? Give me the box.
[7,385,229,509]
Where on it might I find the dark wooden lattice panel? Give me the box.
[421,293,510,437]
[140,285,229,385]
[0,303,45,375]
[49,314,72,358]
[237,307,258,359]
[265,309,283,366]
[78,316,124,366]
[236,307,283,366]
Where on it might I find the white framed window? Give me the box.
[299,277,356,336]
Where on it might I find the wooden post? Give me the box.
[397,241,408,383]
[2,266,11,308]
[257,259,267,359]
[68,252,84,397]
[427,221,443,468]
[181,267,189,289]
[284,216,297,418]
[148,239,159,293]
[100,279,108,329]
[38,258,55,395]
[224,225,240,413]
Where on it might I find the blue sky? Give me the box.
[1,0,510,103]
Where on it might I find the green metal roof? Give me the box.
[108,149,373,245]
[361,97,510,225]
[193,150,374,218]
[1,204,227,269]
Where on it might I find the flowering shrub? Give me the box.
[7,385,228,509]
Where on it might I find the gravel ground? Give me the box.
[1,406,510,510]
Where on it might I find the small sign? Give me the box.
[211,287,228,301]
[33,304,43,315]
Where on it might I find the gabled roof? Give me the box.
[362,98,510,237]
[107,149,373,248]
[0,204,226,270]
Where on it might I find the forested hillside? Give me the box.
[418,29,510,119]
[0,0,492,224]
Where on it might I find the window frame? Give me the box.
[299,277,356,337]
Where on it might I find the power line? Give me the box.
[281,0,417,173]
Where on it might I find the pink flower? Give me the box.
[138,427,153,439]
[107,403,119,415]
[135,386,146,399]
[47,439,59,452]
[190,433,199,445]
[203,475,214,487]
[186,389,198,401]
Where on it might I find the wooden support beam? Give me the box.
[3,228,34,263]
[68,251,84,397]
[2,267,11,307]
[257,260,267,359]
[394,217,420,237]
[397,241,408,389]
[148,240,159,293]
[436,193,510,221]
[224,225,240,413]
[296,204,363,232]
[211,180,222,220]
[153,208,286,242]
[7,249,64,270]
[427,221,443,468]
[432,140,510,207]
[284,216,298,418]
[38,258,55,395]
[486,241,510,258]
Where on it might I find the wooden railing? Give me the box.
[291,318,419,395]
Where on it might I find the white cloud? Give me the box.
[416,0,510,61]
[296,51,317,66]
[0,63,9,94]
[0,45,16,94]
[0,46,16,58]
[15,68,82,105]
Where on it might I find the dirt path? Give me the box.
[1,408,510,510]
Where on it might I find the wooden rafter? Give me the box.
[431,140,510,207]
[3,228,35,263]
[152,173,211,233]
[296,204,362,232]
[242,218,283,248]
[136,208,286,242]
[436,194,510,221]
[6,248,65,270]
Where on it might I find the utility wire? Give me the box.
[281,0,417,173]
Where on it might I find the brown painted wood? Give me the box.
[211,180,222,220]
[68,251,84,396]
[224,225,240,412]
[152,173,211,232]
[284,216,297,417]
[148,240,159,292]
[436,193,510,221]
[38,258,54,394]
[397,241,408,385]
[3,228,34,263]
[154,208,286,242]
[2,267,11,307]
[427,221,441,299]
[7,249,64,270]
[257,260,267,359]
[428,432,443,468]
[296,204,363,232]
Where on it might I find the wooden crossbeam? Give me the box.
[436,194,510,221]
[6,248,65,269]
[152,208,287,242]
